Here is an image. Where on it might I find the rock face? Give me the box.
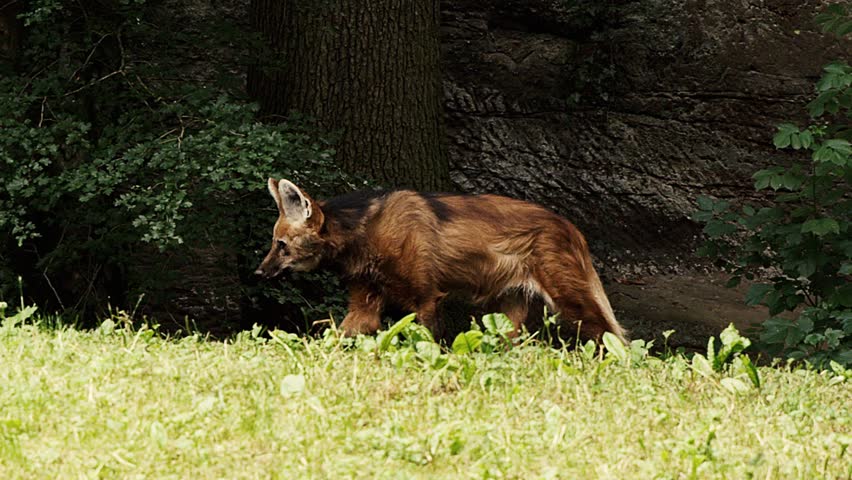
[441,0,849,266]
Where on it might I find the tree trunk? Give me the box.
[0,0,22,69]
[248,0,450,191]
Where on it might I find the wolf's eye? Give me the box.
[277,239,287,250]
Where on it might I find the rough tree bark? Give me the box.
[248,0,450,191]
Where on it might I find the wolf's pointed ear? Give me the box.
[277,179,322,228]
[267,178,282,210]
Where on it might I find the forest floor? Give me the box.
[607,272,770,351]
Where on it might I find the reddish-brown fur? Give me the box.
[255,178,627,343]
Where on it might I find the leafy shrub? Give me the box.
[695,4,852,367]
[0,0,353,328]
[325,312,769,395]
[688,324,760,391]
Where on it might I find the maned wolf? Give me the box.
[255,178,627,343]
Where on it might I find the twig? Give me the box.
[72,264,102,311]
[37,97,46,127]
[177,115,185,150]
[68,33,110,81]
[32,226,67,309]
[0,1,20,11]
[63,69,124,97]
[156,128,179,141]
[42,270,66,310]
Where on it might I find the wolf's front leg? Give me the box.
[416,293,447,342]
[339,282,383,336]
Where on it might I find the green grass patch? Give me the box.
[0,311,849,479]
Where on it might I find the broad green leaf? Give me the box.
[801,218,840,236]
[779,171,804,190]
[740,356,760,388]
[691,354,714,378]
[602,332,628,364]
[765,288,787,316]
[753,167,784,189]
[452,330,483,355]
[703,220,737,237]
[707,337,716,368]
[2,305,37,328]
[799,130,814,148]
[696,195,715,211]
[808,92,833,117]
[719,324,750,349]
[482,313,513,336]
[769,175,784,190]
[773,124,798,148]
[829,360,849,378]
[715,324,751,369]
[796,256,818,277]
[415,341,443,366]
[823,62,851,75]
[824,328,843,348]
[754,175,771,190]
[834,350,852,367]
[836,311,852,335]
[825,138,852,152]
[378,313,417,352]
[790,133,801,149]
[785,323,807,346]
[97,319,116,335]
[832,284,852,308]
[712,200,730,214]
[814,139,852,165]
[760,318,792,345]
[581,339,597,361]
[402,322,435,344]
[838,19,852,36]
[745,284,773,306]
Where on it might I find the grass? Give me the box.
[0,311,849,479]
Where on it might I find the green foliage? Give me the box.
[377,313,420,352]
[695,7,852,367]
[350,314,761,398]
[0,304,38,329]
[601,333,656,367]
[450,330,484,355]
[690,325,760,391]
[344,312,534,386]
[0,0,353,325]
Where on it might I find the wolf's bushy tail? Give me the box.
[584,254,628,343]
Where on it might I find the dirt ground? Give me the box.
[435,270,770,351]
[606,272,770,350]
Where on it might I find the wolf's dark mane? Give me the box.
[320,190,389,232]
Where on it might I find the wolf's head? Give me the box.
[254,178,326,278]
